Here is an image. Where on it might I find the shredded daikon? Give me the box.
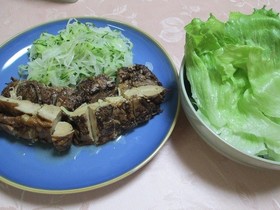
[19,19,133,87]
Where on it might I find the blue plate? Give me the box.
[0,18,179,194]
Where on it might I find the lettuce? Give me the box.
[185,7,280,161]
[19,19,133,87]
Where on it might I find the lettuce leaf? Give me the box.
[185,7,280,161]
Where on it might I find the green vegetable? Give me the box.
[185,7,280,161]
[19,19,133,87]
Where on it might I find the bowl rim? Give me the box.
[179,57,280,169]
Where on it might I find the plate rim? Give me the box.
[0,17,180,194]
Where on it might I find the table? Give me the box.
[1,0,280,209]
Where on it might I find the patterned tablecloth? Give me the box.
[1,0,280,209]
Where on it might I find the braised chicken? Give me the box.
[0,65,166,152]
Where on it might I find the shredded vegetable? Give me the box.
[185,7,280,161]
[19,19,133,87]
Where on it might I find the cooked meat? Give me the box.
[89,96,137,145]
[122,85,166,105]
[1,79,77,110]
[0,97,72,151]
[0,65,166,152]
[0,114,39,140]
[104,96,136,131]
[36,104,62,143]
[0,95,41,116]
[117,64,166,108]
[82,87,165,146]
[1,75,117,111]
[117,64,163,93]
[52,122,74,152]
[128,96,159,124]
[62,105,94,145]
[76,75,117,103]
[1,65,161,111]
[1,77,19,98]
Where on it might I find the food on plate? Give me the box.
[18,19,133,87]
[0,19,166,152]
[2,65,163,110]
[0,65,166,152]
[0,98,73,151]
[185,7,280,161]
[2,74,117,111]
[63,65,166,146]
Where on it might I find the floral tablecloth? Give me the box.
[1,0,280,209]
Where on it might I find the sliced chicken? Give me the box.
[0,95,41,116]
[1,75,117,111]
[62,104,94,145]
[88,96,136,145]
[0,114,39,140]
[0,97,66,149]
[0,64,166,152]
[52,121,74,152]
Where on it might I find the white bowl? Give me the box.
[179,58,280,170]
